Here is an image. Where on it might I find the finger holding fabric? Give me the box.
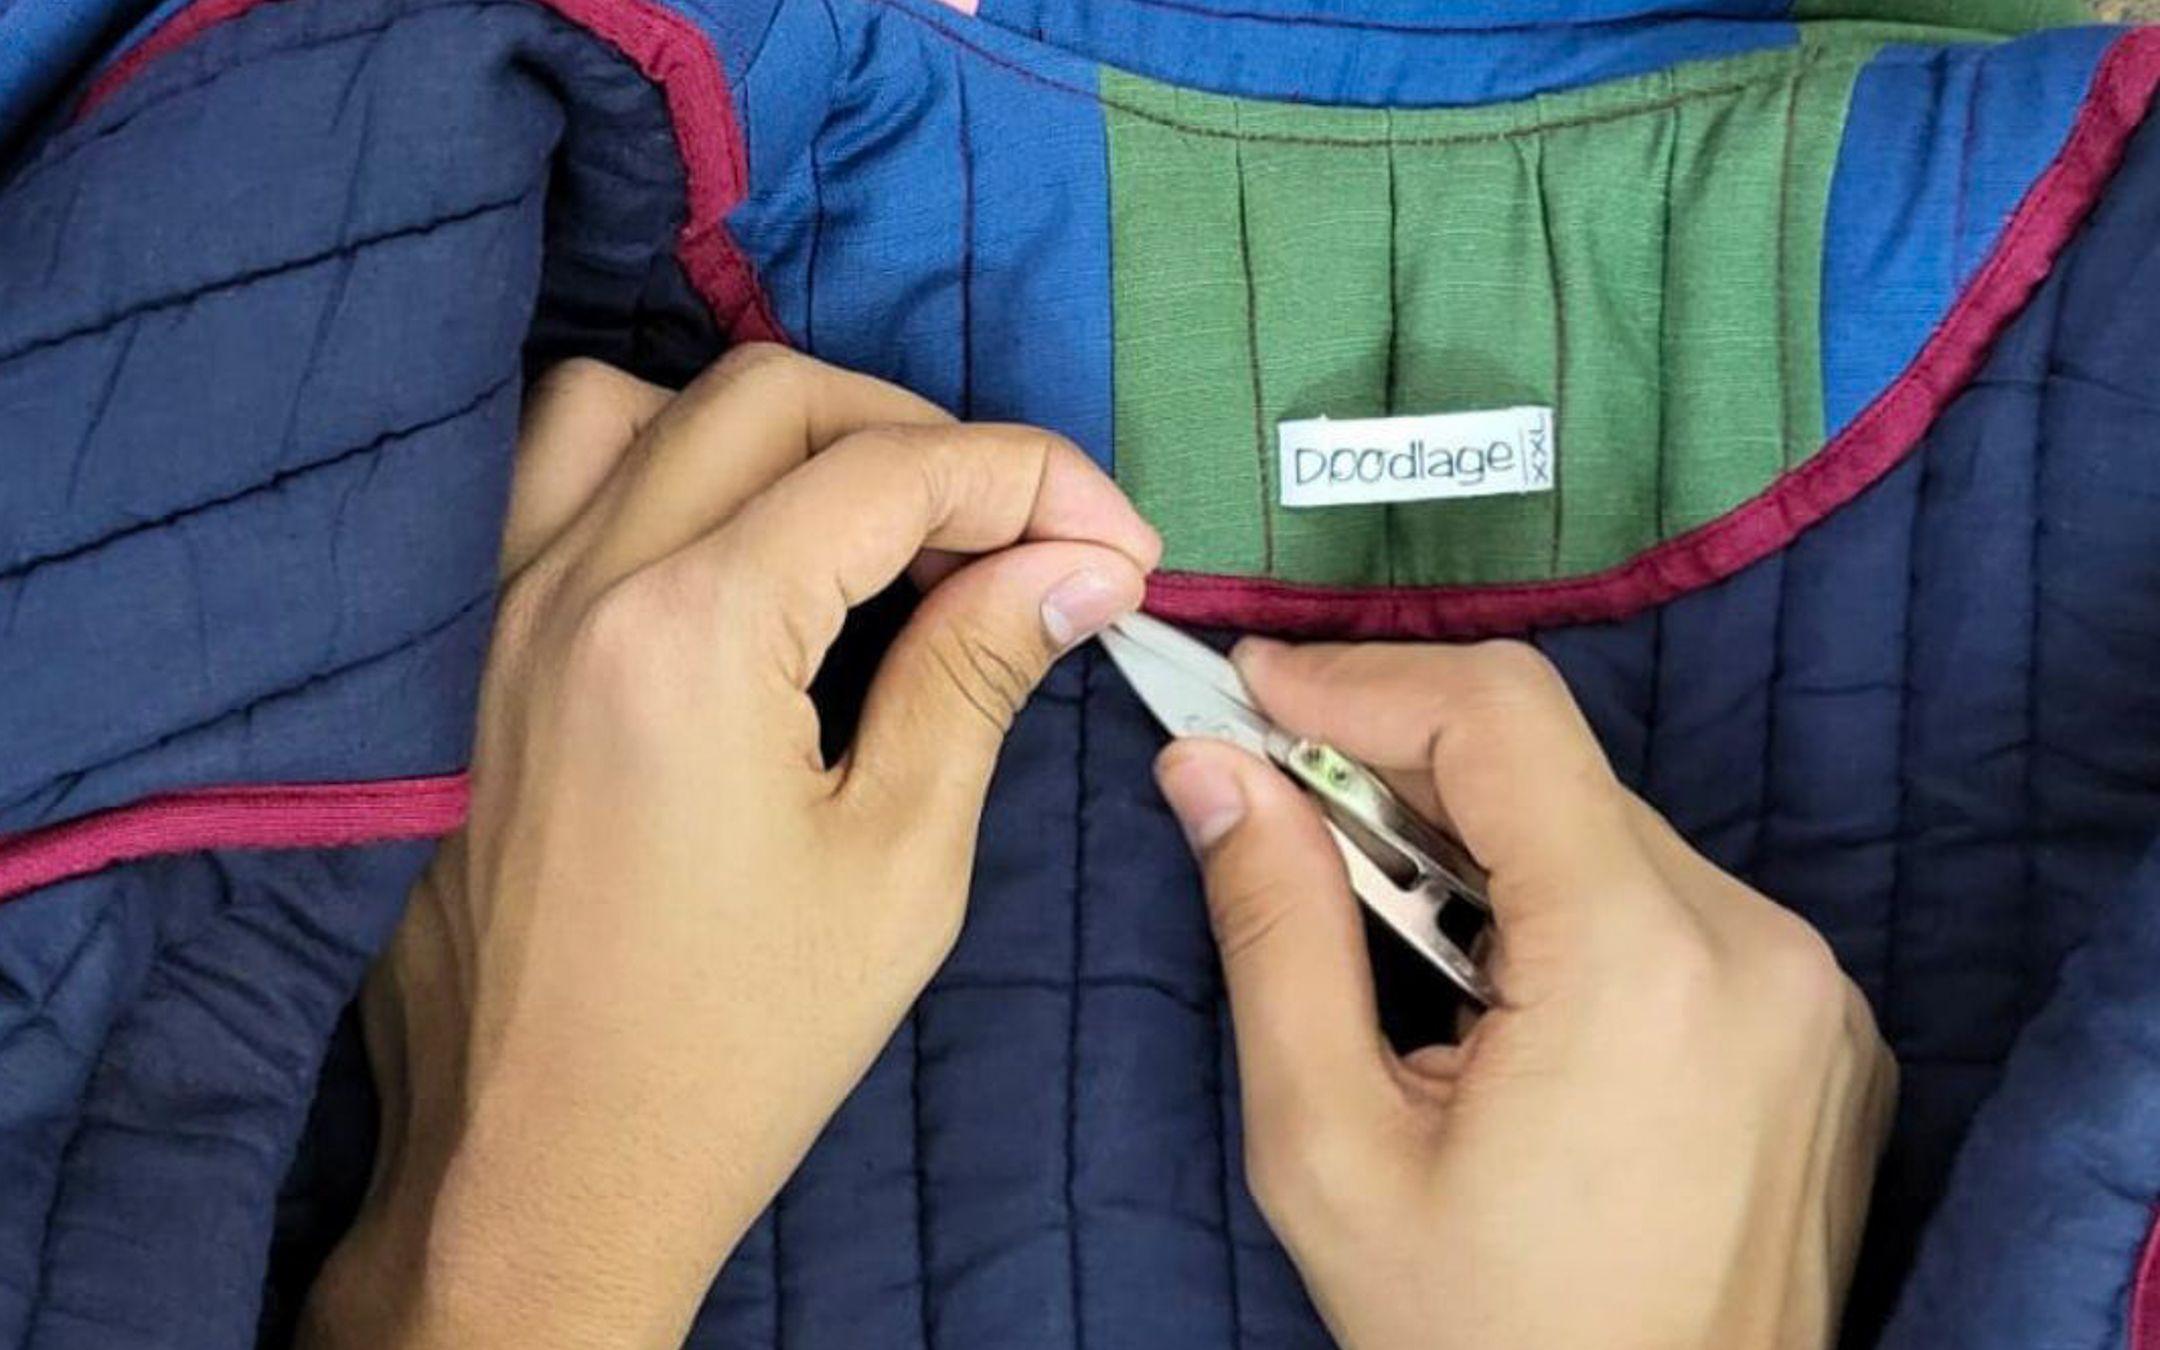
[302,348,1158,1350]
[1159,639,1896,1350]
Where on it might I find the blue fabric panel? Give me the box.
[727,0,1116,467]
[1881,848,2160,1350]
[24,845,426,1349]
[0,841,429,1348]
[667,0,787,83]
[1821,27,2116,434]
[975,0,1794,106]
[722,0,840,345]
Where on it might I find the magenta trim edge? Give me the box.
[0,775,471,902]
[1147,28,2160,640]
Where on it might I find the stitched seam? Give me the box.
[1381,109,1398,588]
[0,184,537,370]
[24,848,407,1340]
[1652,82,1677,545]
[1214,1000,1244,1350]
[31,1,529,191]
[4,371,518,584]
[933,971,1214,1013]
[1750,552,1791,875]
[912,1008,935,1350]
[2023,279,2073,1006]
[1534,136,1566,579]
[1952,49,1978,288]
[60,314,145,510]
[1064,650,1089,1350]
[21,898,134,1347]
[1774,69,1799,471]
[2,593,490,821]
[771,1190,785,1350]
[1882,438,1933,1045]
[0,897,124,1063]
[868,0,1838,148]
[955,52,975,420]
[1050,0,1761,37]
[1232,118,1273,573]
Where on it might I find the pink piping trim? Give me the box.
[0,775,471,903]
[2135,1201,2160,1350]
[1148,27,2160,640]
[77,0,783,343]
[13,0,792,898]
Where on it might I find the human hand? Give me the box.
[302,349,1159,1348]
[1153,640,1895,1350]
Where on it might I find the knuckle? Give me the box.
[1622,902,1723,991]
[526,355,621,409]
[1205,874,1299,968]
[1749,913,1852,1019]
[492,563,561,653]
[923,618,1039,733]
[565,576,676,699]
[1461,639,1565,700]
[1244,1112,1374,1229]
[715,340,800,382]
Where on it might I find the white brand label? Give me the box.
[1277,407,1557,508]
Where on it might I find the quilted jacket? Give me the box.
[1,0,2157,1346]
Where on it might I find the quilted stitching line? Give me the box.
[869,0,1840,150]
[911,1008,935,1349]
[1213,1000,1244,1350]
[0,184,537,371]
[1230,115,1273,574]
[22,2,527,195]
[1534,136,1567,578]
[955,51,975,421]
[930,972,1213,1013]
[1065,649,1090,1350]
[3,370,519,583]
[73,0,781,343]
[21,845,417,1343]
[1,592,488,823]
[1881,390,1934,1052]
[1774,69,1800,472]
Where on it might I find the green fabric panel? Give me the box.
[1107,87,1267,574]
[1388,136,1560,585]
[1106,45,1868,588]
[1239,102,1394,583]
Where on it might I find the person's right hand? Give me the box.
[1152,639,1897,1350]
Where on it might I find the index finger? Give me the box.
[1232,639,1669,934]
[562,345,954,601]
[686,422,1160,688]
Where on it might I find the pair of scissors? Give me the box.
[1099,613,1499,1007]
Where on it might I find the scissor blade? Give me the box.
[1099,614,1276,759]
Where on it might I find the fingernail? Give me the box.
[1155,752,1246,853]
[1042,567,1132,651]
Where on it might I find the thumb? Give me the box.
[1155,739,1399,1148]
[842,541,1143,819]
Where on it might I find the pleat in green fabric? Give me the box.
[1106,45,1869,587]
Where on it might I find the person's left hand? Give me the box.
[303,348,1159,1349]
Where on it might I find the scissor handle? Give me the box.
[1277,740,1491,911]
[1279,740,1497,1007]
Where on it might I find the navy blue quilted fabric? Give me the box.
[0,1,2156,1347]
